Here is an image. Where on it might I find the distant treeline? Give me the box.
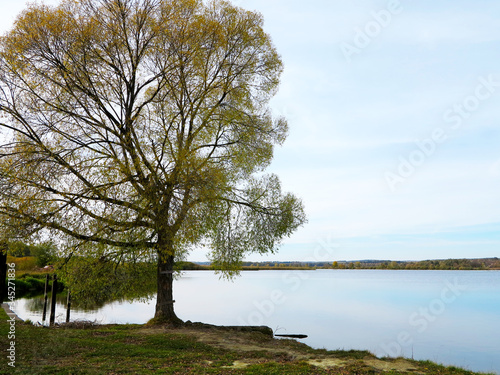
[231,258,500,271]
[331,258,500,270]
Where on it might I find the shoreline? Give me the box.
[1,303,23,321]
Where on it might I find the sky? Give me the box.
[1,0,500,262]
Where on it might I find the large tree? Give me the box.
[0,0,305,323]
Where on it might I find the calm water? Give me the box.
[13,270,500,373]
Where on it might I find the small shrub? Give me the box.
[13,274,60,297]
[14,279,30,294]
[24,276,45,291]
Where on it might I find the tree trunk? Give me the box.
[0,244,7,302]
[154,241,182,325]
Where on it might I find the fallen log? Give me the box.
[274,334,308,339]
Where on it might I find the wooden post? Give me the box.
[42,274,49,322]
[49,274,58,326]
[66,290,71,323]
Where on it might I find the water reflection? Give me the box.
[24,296,47,313]
[15,294,157,325]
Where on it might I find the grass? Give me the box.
[0,308,495,375]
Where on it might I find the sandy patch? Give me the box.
[307,358,346,368]
[364,358,419,372]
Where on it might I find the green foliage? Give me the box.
[30,242,57,267]
[13,274,61,297]
[7,241,31,257]
[5,241,57,268]
[59,256,157,308]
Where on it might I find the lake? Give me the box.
[12,270,500,373]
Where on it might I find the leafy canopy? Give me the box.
[0,0,306,277]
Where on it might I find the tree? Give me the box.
[6,241,31,257]
[31,242,57,267]
[0,241,7,302]
[0,0,306,323]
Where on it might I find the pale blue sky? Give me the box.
[2,0,500,262]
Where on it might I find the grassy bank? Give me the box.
[3,272,65,300]
[0,308,493,375]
